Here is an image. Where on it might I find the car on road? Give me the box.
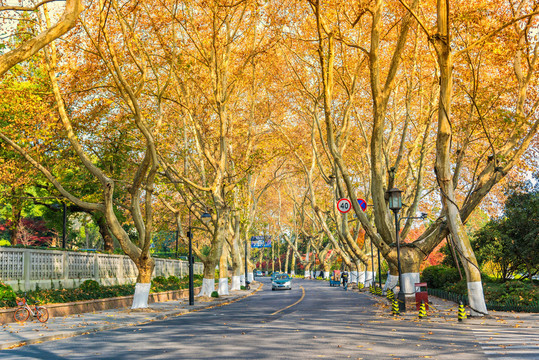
[255,270,263,277]
[272,273,292,291]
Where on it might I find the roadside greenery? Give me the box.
[0,275,203,309]
[472,178,539,280]
[421,265,539,308]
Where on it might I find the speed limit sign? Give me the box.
[337,198,352,213]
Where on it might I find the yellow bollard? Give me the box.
[392,298,400,316]
[418,301,427,319]
[458,301,467,322]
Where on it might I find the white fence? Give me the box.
[0,248,203,291]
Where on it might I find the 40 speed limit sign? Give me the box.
[337,198,352,213]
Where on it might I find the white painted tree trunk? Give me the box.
[247,272,253,282]
[350,271,358,283]
[468,281,488,316]
[358,271,365,285]
[323,271,329,280]
[231,275,241,291]
[365,271,376,286]
[131,283,151,309]
[402,272,420,296]
[199,278,215,297]
[240,274,246,287]
[218,278,229,295]
[383,273,399,293]
[290,270,295,276]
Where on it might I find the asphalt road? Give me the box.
[0,277,515,359]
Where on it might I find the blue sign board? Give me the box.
[250,235,272,248]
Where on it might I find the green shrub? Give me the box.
[240,285,246,290]
[0,282,16,306]
[152,276,167,285]
[0,274,203,309]
[484,280,539,304]
[211,291,219,298]
[421,265,460,289]
[444,279,467,295]
[79,280,100,292]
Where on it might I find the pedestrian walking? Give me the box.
[342,271,348,290]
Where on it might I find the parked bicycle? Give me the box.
[14,297,49,323]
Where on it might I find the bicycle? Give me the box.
[14,297,49,323]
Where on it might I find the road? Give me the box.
[1,277,536,359]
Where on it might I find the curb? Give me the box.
[1,284,262,350]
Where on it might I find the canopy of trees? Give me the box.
[0,0,537,311]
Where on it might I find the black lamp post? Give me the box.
[175,228,179,258]
[387,187,405,313]
[370,238,375,287]
[244,234,249,286]
[62,202,67,248]
[377,247,382,288]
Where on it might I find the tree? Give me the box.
[474,176,539,280]
[0,0,83,76]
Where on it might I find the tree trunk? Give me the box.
[399,247,423,298]
[131,255,155,309]
[228,214,242,290]
[219,244,230,295]
[200,206,229,297]
[383,262,399,293]
[284,247,290,274]
[95,213,114,252]
[10,206,22,246]
[434,0,487,316]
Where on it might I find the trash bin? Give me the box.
[415,282,429,310]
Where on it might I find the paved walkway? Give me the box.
[362,287,539,359]
[0,285,260,350]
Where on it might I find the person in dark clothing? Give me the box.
[342,271,348,290]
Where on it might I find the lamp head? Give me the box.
[386,187,402,212]
[328,174,336,184]
[201,212,211,224]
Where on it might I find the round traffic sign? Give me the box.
[337,198,352,213]
[357,198,367,212]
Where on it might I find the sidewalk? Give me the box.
[0,283,262,350]
[365,288,539,327]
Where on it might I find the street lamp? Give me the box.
[187,211,211,306]
[386,187,405,313]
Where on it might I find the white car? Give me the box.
[272,274,292,291]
